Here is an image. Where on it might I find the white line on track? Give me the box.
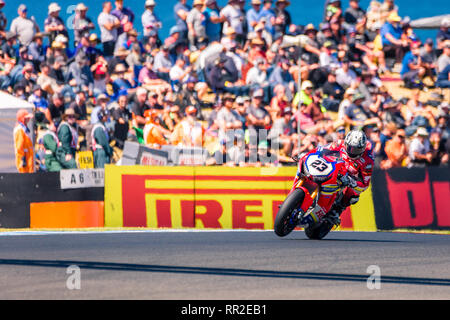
[0,229,280,236]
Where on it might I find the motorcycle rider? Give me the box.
[296,129,374,226]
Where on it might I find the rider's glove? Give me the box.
[339,174,357,189]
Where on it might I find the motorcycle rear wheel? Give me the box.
[274,189,305,237]
[304,221,333,240]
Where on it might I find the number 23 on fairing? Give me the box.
[305,154,334,176]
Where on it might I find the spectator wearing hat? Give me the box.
[1,32,18,63]
[28,33,46,72]
[98,1,121,57]
[380,11,408,64]
[408,127,432,167]
[91,94,111,125]
[74,34,102,67]
[170,106,205,147]
[316,22,334,48]
[40,123,64,172]
[217,93,243,142]
[206,55,244,95]
[57,108,79,169]
[246,0,262,33]
[142,0,162,40]
[319,40,340,72]
[92,109,113,168]
[292,80,314,109]
[273,0,292,38]
[14,109,34,173]
[247,37,267,65]
[174,76,201,113]
[10,4,40,46]
[187,0,207,51]
[45,3,68,45]
[111,63,136,98]
[108,47,130,75]
[73,3,95,46]
[142,109,168,148]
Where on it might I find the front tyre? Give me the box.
[274,189,305,237]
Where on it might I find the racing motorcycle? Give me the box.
[274,147,356,240]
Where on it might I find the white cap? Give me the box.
[48,2,61,13]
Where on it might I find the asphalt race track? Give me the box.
[0,230,449,299]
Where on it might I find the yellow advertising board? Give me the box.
[104,165,377,231]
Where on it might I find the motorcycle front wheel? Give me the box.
[274,188,305,237]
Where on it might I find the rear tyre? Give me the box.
[274,189,305,237]
[304,221,333,240]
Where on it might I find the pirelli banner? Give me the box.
[103,165,377,231]
[371,167,450,231]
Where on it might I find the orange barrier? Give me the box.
[30,201,104,229]
[104,165,377,231]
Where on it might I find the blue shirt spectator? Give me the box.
[174,0,191,35]
[380,21,402,46]
[204,1,222,42]
[400,50,419,77]
[258,2,275,35]
[246,1,262,33]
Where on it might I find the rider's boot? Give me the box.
[326,202,346,226]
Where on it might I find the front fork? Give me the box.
[293,177,321,226]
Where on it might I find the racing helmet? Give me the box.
[344,130,367,159]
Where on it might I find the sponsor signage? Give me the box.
[103,166,371,230]
[60,169,105,190]
[104,165,294,229]
[371,168,450,230]
[137,146,169,166]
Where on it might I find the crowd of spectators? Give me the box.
[2,0,449,171]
